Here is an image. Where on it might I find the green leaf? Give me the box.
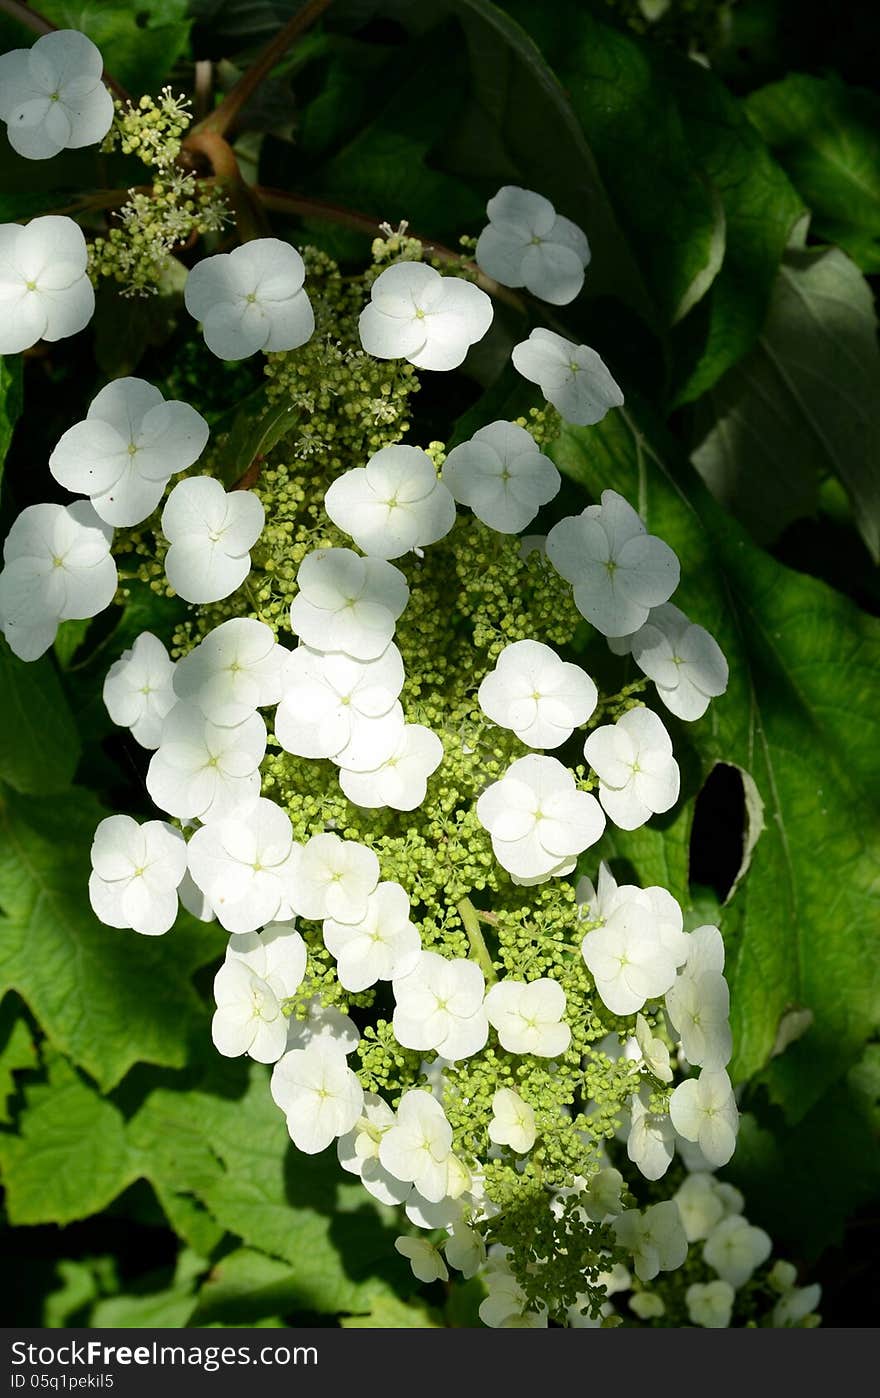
[0,355,22,480]
[550,405,880,1118]
[0,787,222,1091]
[0,996,37,1124]
[746,75,880,274]
[192,1248,307,1326]
[663,54,804,403]
[28,1,192,94]
[129,1057,408,1316]
[0,1051,135,1225]
[691,245,880,560]
[500,0,719,326]
[0,648,81,794]
[341,1294,442,1327]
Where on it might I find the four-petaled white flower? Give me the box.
[146,703,266,823]
[665,967,732,1070]
[546,489,679,637]
[478,639,597,748]
[674,1173,726,1243]
[686,1280,735,1329]
[488,1087,536,1154]
[670,1069,739,1168]
[703,1215,772,1289]
[293,832,379,924]
[392,951,488,1061]
[441,420,561,534]
[270,1036,364,1154]
[772,1282,822,1328]
[49,377,209,527]
[479,1257,548,1328]
[211,922,307,1063]
[581,894,684,1016]
[184,238,314,360]
[629,1012,673,1083]
[584,706,680,830]
[484,978,571,1057]
[275,643,404,763]
[625,603,729,721]
[323,880,421,992]
[172,617,286,726]
[578,862,689,964]
[378,1088,454,1202]
[0,500,116,661]
[476,186,590,305]
[395,1236,449,1284]
[338,722,443,812]
[88,814,186,936]
[102,630,176,749]
[324,445,456,560]
[337,1092,411,1206]
[359,261,493,371]
[0,216,93,354]
[186,795,302,933]
[445,1222,487,1279]
[511,329,623,426]
[627,1093,675,1181]
[613,1200,688,1282]
[0,30,113,161]
[290,547,409,661]
[476,753,605,884]
[162,476,264,604]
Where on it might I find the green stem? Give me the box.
[457,897,498,985]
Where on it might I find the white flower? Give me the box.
[338,722,443,811]
[211,923,307,1064]
[584,707,680,830]
[476,753,605,884]
[579,1167,624,1223]
[186,796,301,933]
[627,603,728,721]
[475,186,590,305]
[88,814,186,936]
[270,1037,363,1154]
[703,1215,772,1289]
[275,643,404,763]
[337,1092,411,1206]
[0,500,116,661]
[395,1236,448,1284]
[613,1201,688,1282]
[681,922,726,978]
[773,1283,822,1328]
[478,639,597,748]
[323,880,421,992]
[581,896,682,1016]
[392,951,488,1061]
[479,1257,548,1328]
[686,1280,734,1329]
[441,420,561,534]
[324,445,456,560]
[290,546,409,661]
[358,261,493,371]
[546,490,679,637]
[673,1173,725,1243]
[0,216,93,354]
[0,30,113,160]
[172,617,286,726]
[511,329,623,425]
[102,631,176,749]
[488,1087,536,1154]
[285,997,359,1055]
[630,1013,673,1083]
[49,377,209,527]
[629,1291,665,1321]
[146,704,266,822]
[162,477,264,604]
[378,1089,454,1203]
[670,1069,739,1168]
[484,978,570,1057]
[627,1093,674,1181]
[577,870,689,966]
[292,833,379,925]
[445,1223,487,1279]
[184,238,314,360]
[665,968,732,1070]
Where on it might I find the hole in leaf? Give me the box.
[689,763,746,902]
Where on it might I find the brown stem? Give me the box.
[194,58,213,121]
[0,0,131,102]
[183,130,270,241]
[253,186,526,311]
[192,0,334,138]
